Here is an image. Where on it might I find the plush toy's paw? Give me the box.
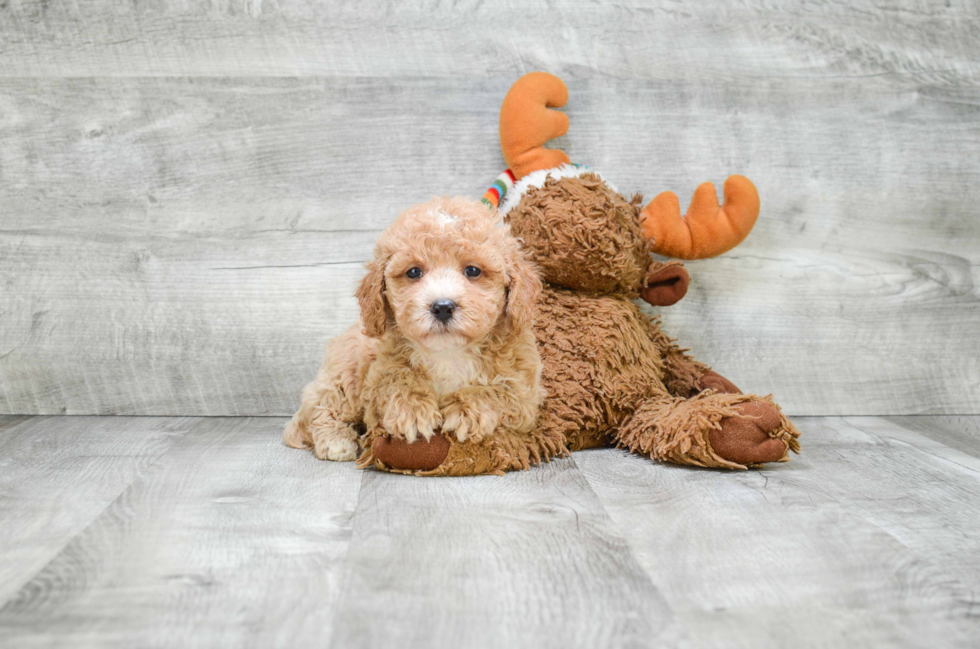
[695,370,743,396]
[383,392,443,443]
[372,433,452,472]
[640,261,690,307]
[365,425,568,476]
[440,398,499,443]
[709,401,790,466]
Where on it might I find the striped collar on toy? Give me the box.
[480,169,517,210]
[481,163,605,216]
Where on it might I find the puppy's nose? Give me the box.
[430,299,456,324]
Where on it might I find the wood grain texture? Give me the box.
[576,416,980,648]
[881,415,980,459]
[2,415,980,647]
[1,1,978,81]
[0,416,195,605]
[0,415,31,434]
[0,417,362,648]
[1,1,978,416]
[330,457,671,649]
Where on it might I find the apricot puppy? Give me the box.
[284,197,543,462]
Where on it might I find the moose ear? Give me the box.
[504,248,542,332]
[640,260,690,307]
[355,259,388,338]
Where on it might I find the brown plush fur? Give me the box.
[283,197,544,462]
[508,174,801,470]
[509,174,650,294]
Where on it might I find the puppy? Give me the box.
[284,196,543,462]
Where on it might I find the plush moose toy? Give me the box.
[363,72,801,475]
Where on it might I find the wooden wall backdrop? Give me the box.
[1,1,978,416]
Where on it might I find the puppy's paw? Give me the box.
[383,392,442,443]
[283,416,311,449]
[310,420,360,462]
[314,436,359,462]
[441,398,499,443]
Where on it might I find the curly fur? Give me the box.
[284,197,544,461]
[506,175,801,470]
[508,173,650,294]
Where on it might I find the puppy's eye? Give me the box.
[406,267,423,279]
[464,266,482,278]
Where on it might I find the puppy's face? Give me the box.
[356,197,539,350]
[385,232,507,351]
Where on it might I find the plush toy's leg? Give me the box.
[638,313,743,398]
[661,350,747,399]
[660,347,713,398]
[616,390,800,470]
[536,394,608,452]
[359,425,567,477]
[638,315,709,397]
[692,370,743,396]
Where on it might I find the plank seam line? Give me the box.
[324,468,372,649]
[843,417,980,476]
[0,418,199,613]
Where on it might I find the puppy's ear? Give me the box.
[355,259,388,338]
[504,248,541,332]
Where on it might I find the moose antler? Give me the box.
[499,72,571,180]
[641,175,760,260]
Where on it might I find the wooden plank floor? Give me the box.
[1,416,978,648]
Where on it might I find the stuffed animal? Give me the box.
[362,72,801,476]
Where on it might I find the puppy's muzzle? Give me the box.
[430,299,457,324]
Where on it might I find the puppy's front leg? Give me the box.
[370,368,442,443]
[285,375,360,462]
[440,386,509,443]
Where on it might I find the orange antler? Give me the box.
[641,175,760,260]
[499,72,570,180]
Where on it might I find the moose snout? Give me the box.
[430,299,457,324]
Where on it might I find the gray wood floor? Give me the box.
[1,415,978,648]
